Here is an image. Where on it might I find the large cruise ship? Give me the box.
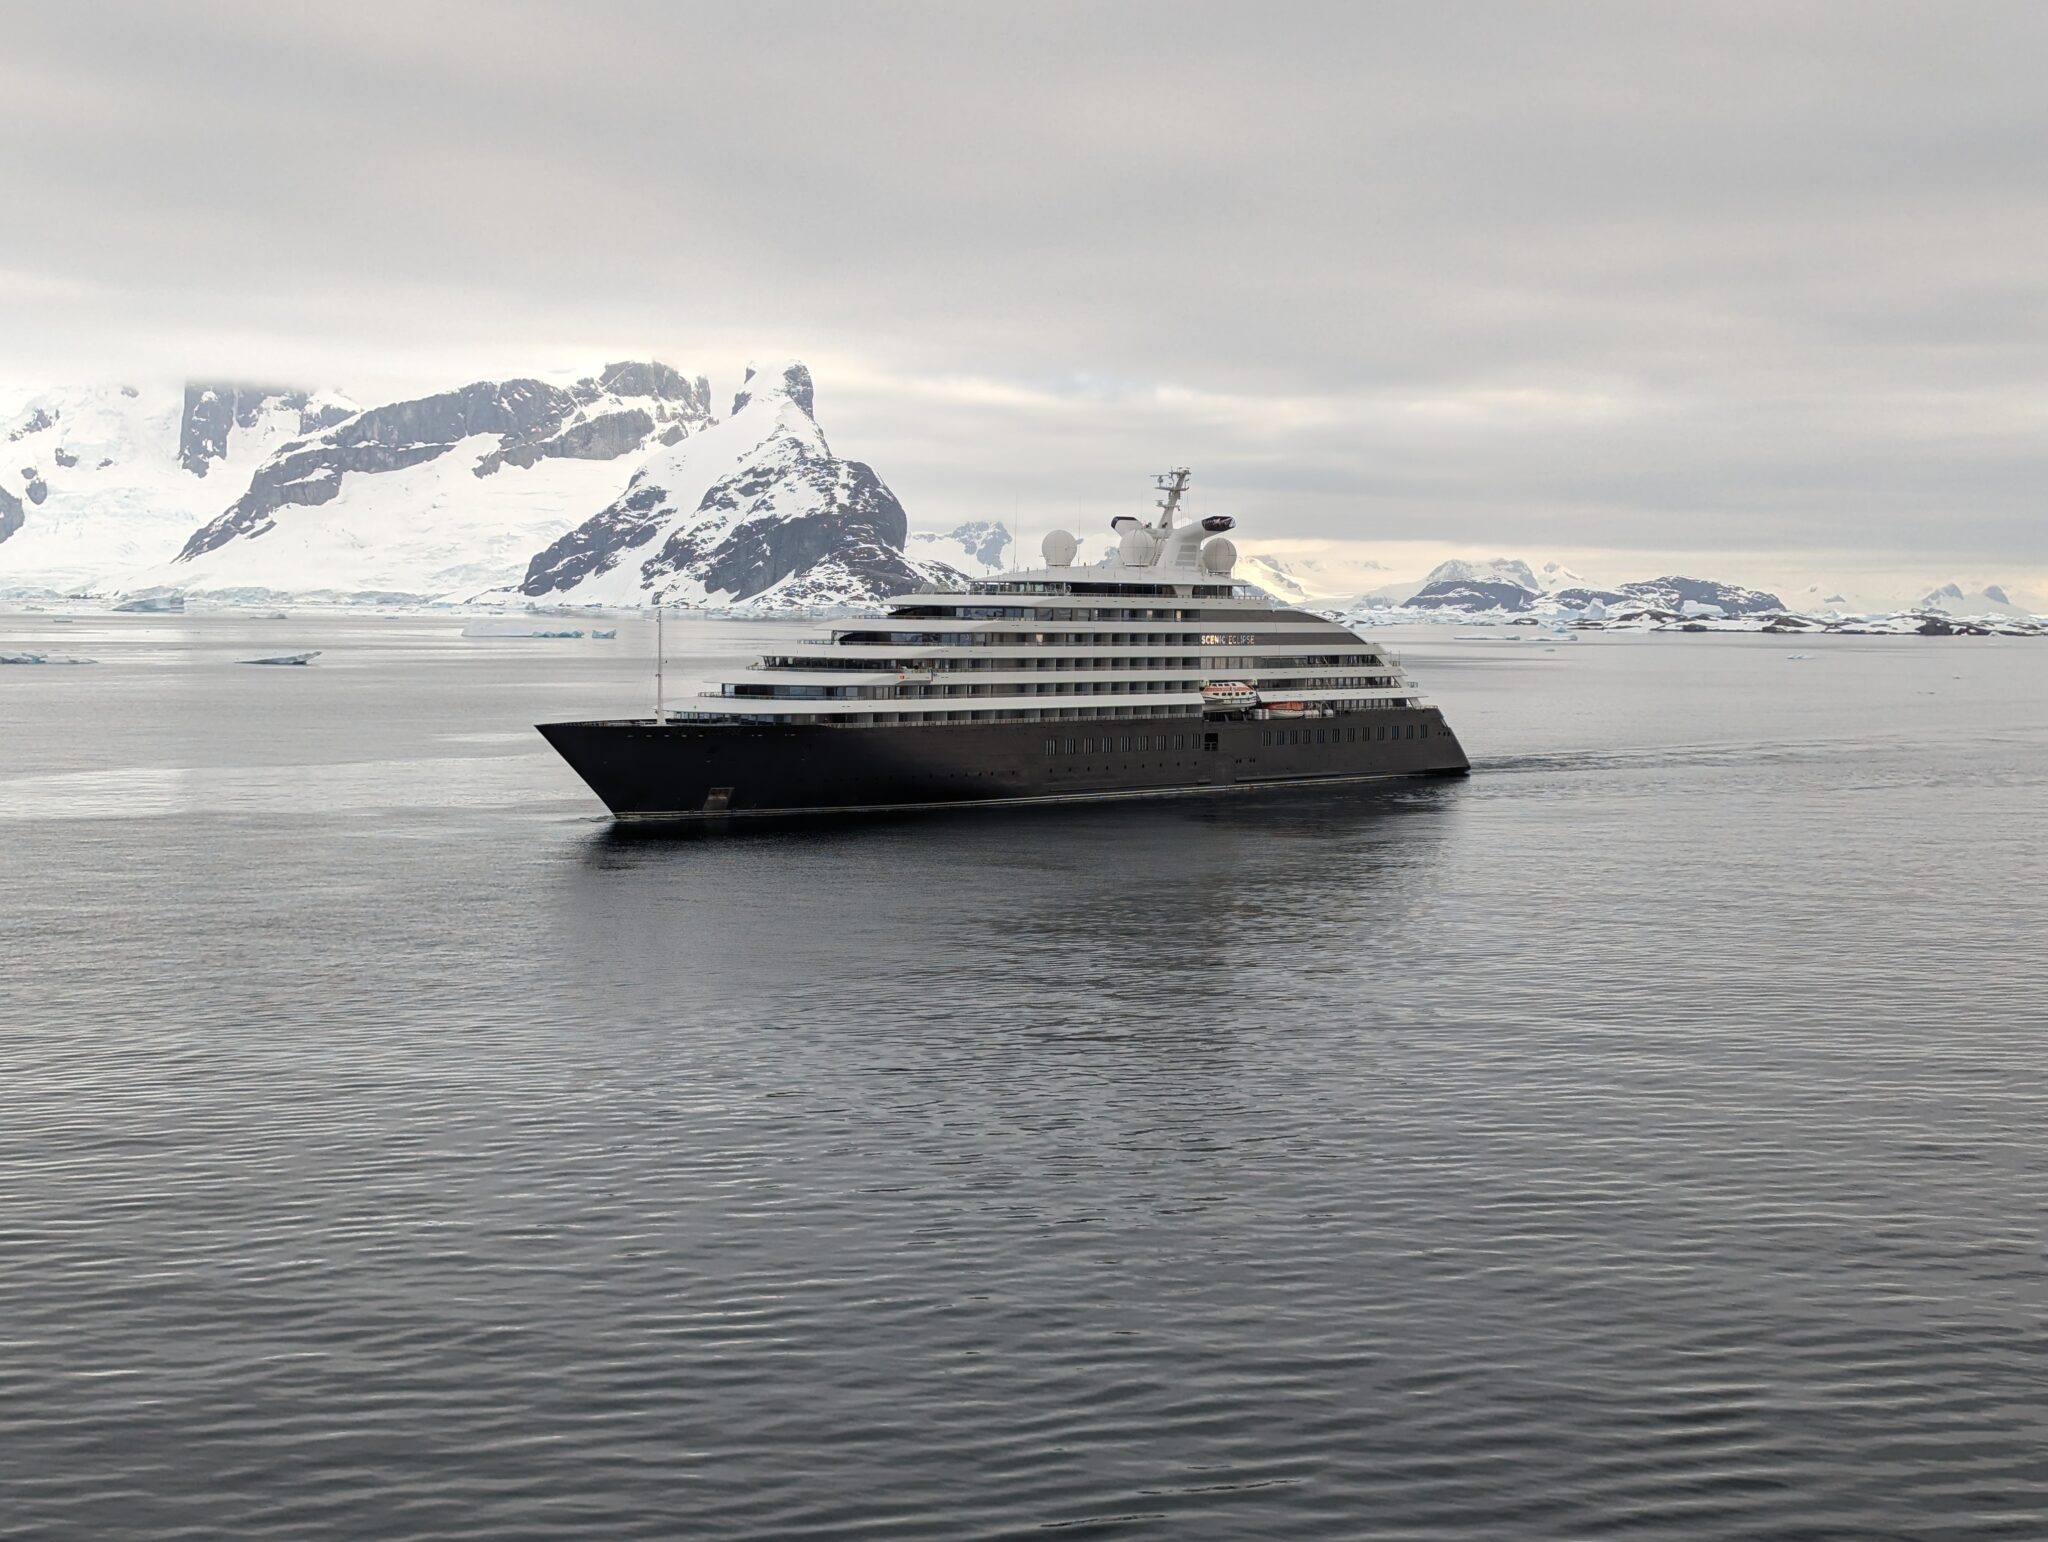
[539,471,1469,818]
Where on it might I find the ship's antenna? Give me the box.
[654,601,665,723]
[1155,467,1191,528]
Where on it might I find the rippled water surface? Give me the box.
[4,613,2048,1539]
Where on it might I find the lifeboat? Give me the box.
[1263,700,1308,718]
[1200,680,1259,709]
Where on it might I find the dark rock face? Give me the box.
[178,363,712,564]
[475,409,655,476]
[592,360,710,409]
[520,482,671,593]
[8,407,55,443]
[677,453,911,601]
[21,470,47,505]
[325,378,570,458]
[1550,586,1633,609]
[179,439,448,558]
[1408,578,1537,612]
[179,386,239,475]
[53,448,77,468]
[178,383,341,477]
[0,485,22,544]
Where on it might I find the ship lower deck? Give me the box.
[538,708,1470,820]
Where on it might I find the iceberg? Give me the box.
[111,589,186,613]
[460,620,586,639]
[1,651,96,665]
[243,651,321,666]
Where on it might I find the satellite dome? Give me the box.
[1041,529,1078,567]
[1118,526,1161,566]
[1199,536,1237,575]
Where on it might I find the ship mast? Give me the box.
[654,603,665,723]
[1154,466,1191,528]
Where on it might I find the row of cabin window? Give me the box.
[1261,722,1425,747]
[1036,721,1430,756]
[1043,733,1211,756]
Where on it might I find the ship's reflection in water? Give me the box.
[5,617,2048,1539]
[574,779,1460,1038]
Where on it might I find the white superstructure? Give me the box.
[675,470,1431,727]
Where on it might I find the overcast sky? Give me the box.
[4,1,2045,583]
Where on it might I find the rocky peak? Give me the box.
[521,358,952,608]
[179,383,349,477]
[731,360,814,419]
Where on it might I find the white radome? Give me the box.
[1200,536,1237,575]
[1118,526,1161,565]
[1041,529,1078,567]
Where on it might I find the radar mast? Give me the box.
[1154,467,1191,528]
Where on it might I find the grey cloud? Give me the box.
[2,0,2045,566]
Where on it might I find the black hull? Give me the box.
[538,709,1470,820]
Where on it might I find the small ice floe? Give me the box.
[1786,654,1814,661]
[591,628,617,640]
[243,651,321,666]
[460,620,586,639]
[1,651,96,665]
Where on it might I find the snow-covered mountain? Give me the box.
[1344,555,1791,617]
[1242,554,1315,601]
[1,382,353,595]
[1916,582,2031,618]
[1422,557,1541,593]
[911,520,1012,572]
[12,371,2044,619]
[164,362,714,603]
[1352,556,1544,609]
[1550,576,1786,616]
[518,361,963,609]
[1233,549,1390,601]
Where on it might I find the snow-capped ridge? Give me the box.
[159,361,715,601]
[0,381,360,593]
[1916,582,2030,618]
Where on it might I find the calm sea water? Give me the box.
[3,612,2047,1540]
